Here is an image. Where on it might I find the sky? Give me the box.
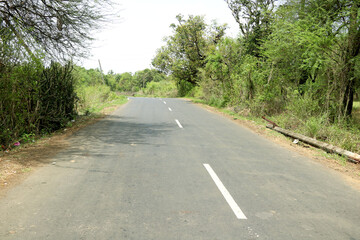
[80,0,239,74]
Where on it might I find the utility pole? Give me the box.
[98,59,105,85]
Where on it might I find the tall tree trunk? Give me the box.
[343,78,354,116]
[342,1,359,117]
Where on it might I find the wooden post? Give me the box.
[98,59,105,85]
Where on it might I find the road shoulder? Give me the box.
[191,100,360,191]
[0,102,128,197]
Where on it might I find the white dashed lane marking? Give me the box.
[175,119,183,129]
[203,163,247,220]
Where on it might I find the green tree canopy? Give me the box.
[224,0,276,56]
[152,14,227,96]
[133,69,166,89]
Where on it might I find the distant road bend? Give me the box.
[1,97,360,239]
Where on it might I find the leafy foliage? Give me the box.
[152,4,360,151]
[39,62,78,131]
[152,15,227,96]
[0,0,122,150]
[0,62,77,147]
[143,80,177,97]
[101,69,167,93]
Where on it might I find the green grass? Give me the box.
[185,97,206,104]
[317,150,348,166]
[90,95,128,114]
[76,84,129,115]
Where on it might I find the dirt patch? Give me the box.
[0,113,108,197]
[194,102,360,191]
[0,97,130,196]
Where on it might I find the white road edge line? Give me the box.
[168,107,172,112]
[163,101,167,104]
[203,163,247,220]
[175,119,183,129]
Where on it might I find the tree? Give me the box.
[169,14,209,86]
[297,0,360,117]
[152,14,227,96]
[117,72,134,92]
[224,0,276,56]
[259,0,360,119]
[133,69,166,89]
[0,0,114,63]
[342,0,360,117]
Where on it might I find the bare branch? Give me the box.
[0,0,116,63]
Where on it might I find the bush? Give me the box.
[177,80,194,97]
[39,62,77,131]
[186,86,204,99]
[0,62,78,147]
[208,95,228,108]
[0,63,41,145]
[76,84,114,114]
[143,80,177,97]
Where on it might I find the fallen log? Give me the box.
[266,124,360,164]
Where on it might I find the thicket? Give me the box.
[152,0,360,153]
[0,62,77,147]
[0,62,144,148]
[143,80,178,97]
[0,0,118,149]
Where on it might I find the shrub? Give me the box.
[177,80,194,97]
[76,84,113,114]
[144,80,177,97]
[0,62,78,147]
[39,62,77,131]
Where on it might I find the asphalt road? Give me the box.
[1,97,360,240]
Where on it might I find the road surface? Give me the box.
[1,97,360,239]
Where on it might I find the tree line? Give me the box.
[152,0,360,124]
[1,0,359,152]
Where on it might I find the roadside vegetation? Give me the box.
[150,0,360,155]
[0,59,171,149]
[1,0,359,158]
[0,0,122,150]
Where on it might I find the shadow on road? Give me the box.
[52,115,174,163]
